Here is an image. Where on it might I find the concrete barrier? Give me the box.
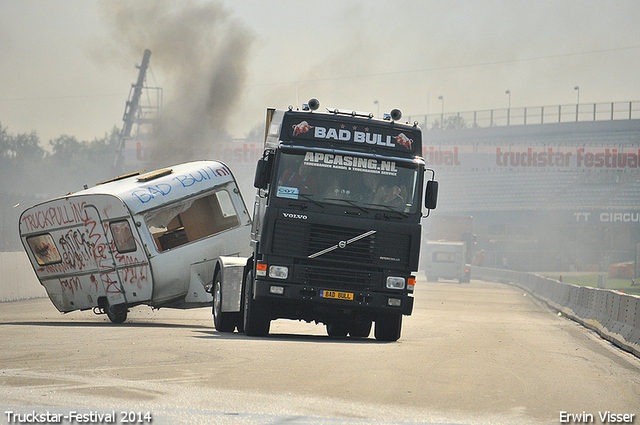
[0,251,46,302]
[473,266,640,358]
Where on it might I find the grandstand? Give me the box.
[422,104,640,273]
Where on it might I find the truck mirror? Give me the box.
[253,155,272,189]
[425,180,438,210]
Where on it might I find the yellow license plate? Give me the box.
[320,290,354,300]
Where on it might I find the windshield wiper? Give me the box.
[324,198,370,214]
[297,193,324,208]
[363,203,409,219]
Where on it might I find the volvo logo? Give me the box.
[308,230,377,259]
[283,212,308,220]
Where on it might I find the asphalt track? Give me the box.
[1,278,639,425]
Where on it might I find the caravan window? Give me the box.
[109,220,137,253]
[145,189,240,252]
[26,234,62,266]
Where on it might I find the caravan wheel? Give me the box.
[213,273,236,333]
[105,303,127,324]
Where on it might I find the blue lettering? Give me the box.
[131,184,172,203]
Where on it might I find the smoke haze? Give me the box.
[98,0,255,164]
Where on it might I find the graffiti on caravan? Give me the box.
[20,201,89,233]
[131,165,230,204]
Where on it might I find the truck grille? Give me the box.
[294,262,382,290]
[272,220,411,268]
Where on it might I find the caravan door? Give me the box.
[19,195,152,313]
[83,200,152,308]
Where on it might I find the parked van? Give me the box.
[18,160,251,323]
[421,241,470,283]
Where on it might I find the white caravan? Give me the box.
[18,161,251,323]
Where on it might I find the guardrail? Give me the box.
[473,266,640,358]
[409,100,640,131]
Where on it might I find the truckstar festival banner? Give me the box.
[125,139,640,171]
[422,144,640,170]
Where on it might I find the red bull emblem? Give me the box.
[292,121,313,136]
[394,133,413,150]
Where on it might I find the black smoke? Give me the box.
[98,0,255,165]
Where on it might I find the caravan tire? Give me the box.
[213,273,236,333]
[105,303,127,324]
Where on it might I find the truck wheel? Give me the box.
[326,320,349,338]
[243,271,270,337]
[374,314,402,342]
[349,319,372,338]
[105,303,127,324]
[213,273,236,333]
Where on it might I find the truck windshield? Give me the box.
[274,151,420,214]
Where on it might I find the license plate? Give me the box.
[320,290,354,301]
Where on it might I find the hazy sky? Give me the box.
[1,0,639,145]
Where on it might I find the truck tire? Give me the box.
[349,319,372,338]
[243,270,270,337]
[105,302,127,324]
[213,273,236,333]
[374,314,402,342]
[326,320,349,338]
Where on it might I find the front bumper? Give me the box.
[254,278,414,316]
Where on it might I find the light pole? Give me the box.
[373,100,379,118]
[574,86,580,121]
[438,95,444,129]
[505,90,511,125]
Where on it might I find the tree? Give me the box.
[245,122,265,144]
[47,128,121,193]
[0,124,122,250]
[0,123,45,163]
[0,123,47,195]
[431,115,469,131]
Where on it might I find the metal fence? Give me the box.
[473,266,640,358]
[409,100,640,131]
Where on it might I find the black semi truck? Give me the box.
[211,99,438,341]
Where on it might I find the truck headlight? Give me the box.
[269,265,289,279]
[387,298,402,307]
[386,276,405,290]
[269,285,285,295]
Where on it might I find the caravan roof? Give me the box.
[63,160,235,215]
